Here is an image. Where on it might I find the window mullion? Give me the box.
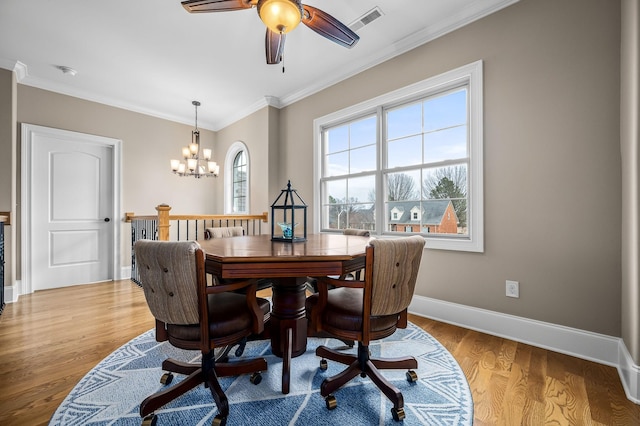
[375,105,384,234]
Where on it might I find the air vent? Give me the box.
[349,7,384,32]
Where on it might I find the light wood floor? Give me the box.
[0,280,638,425]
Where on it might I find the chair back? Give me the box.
[343,229,370,237]
[134,240,201,325]
[369,235,425,316]
[205,226,245,239]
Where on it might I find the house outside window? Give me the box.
[314,61,484,252]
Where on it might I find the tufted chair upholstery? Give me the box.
[305,235,425,422]
[204,226,245,239]
[134,240,270,426]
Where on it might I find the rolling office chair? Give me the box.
[306,235,425,421]
[134,240,270,426]
[304,228,370,293]
[204,226,273,360]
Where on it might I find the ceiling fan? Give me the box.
[181,0,360,65]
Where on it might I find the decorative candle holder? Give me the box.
[271,180,307,243]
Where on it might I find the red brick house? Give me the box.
[388,200,459,234]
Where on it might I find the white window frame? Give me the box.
[313,60,484,252]
[224,141,250,214]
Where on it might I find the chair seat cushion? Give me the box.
[306,287,399,333]
[167,294,270,347]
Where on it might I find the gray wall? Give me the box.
[277,0,622,337]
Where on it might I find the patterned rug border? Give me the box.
[50,322,473,425]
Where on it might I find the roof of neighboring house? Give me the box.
[388,200,455,225]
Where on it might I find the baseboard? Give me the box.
[4,280,22,304]
[409,295,640,404]
[618,340,640,404]
[120,266,131,280]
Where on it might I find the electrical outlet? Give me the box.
[506,280,519,298]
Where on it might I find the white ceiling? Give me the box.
[0,0,517,130]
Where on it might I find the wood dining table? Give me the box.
[198,233,371,394]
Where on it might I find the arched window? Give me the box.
[225,141,250,214]
[232,150,247,213]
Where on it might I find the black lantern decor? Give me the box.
[271,180,307,242]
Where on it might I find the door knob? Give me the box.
[104,218,111,222]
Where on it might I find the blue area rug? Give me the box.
[50,323,473,425]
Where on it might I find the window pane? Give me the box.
[347,203,374,230]
[326,125,348,154]
[424,125,467,163]
[387,101,422,140]
[322,176,376,231]
[422,164,468,235]
[350,116,376,148]
[348,175,376,231]
[387,135,422,168]
[325,115,377,177]
[348,175,375,204]
[325,151,349,177]
[325,179,347,204]
[386,170,420,202]
[350,145,376,173]
[424,88,467,131]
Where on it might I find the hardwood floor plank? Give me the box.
[1,282,639,425]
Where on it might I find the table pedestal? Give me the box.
[269,277,308,394]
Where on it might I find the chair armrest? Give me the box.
[307,276,365,334]
[204,279,265,335]
[205,278,256,294]
[316,276,364,289]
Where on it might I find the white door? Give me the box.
[23,125,118,291]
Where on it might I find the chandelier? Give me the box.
[171,100,219,178]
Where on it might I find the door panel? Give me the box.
[29,129,114,291]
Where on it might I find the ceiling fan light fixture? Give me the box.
[257,0,302,34]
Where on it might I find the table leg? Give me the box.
[269,277,307,394]
[282,327,292,394]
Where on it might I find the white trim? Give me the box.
[618,340,640,404]
[4,281,21,304]
[121,266,132,280]
[409,295,640,404]
[20,124,122,294]
[313,61,484,253]
[224,141,250,214]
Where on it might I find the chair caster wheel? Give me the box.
[142,414,157,426]
[160,372,173,385]
[325,394,337,410]
[391,407,406,421]
[212,414,227,426]
[406,370,418,382]
[235,345,245,357]
[319,359,328,370]
[250,372,262,385]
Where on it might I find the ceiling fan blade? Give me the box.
[302,5,359,48]
[181,0,254,13]
[265,29,285,64]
